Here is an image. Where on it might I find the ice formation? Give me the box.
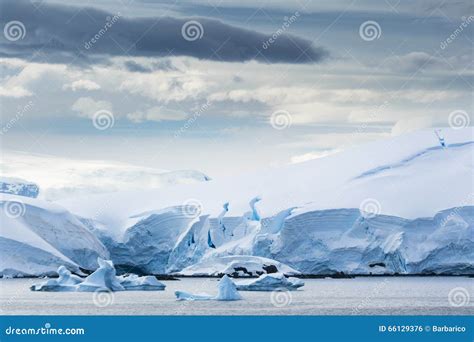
[2,129,473,277]
[236,273,304,291]
[175,275,242,301]
[31,258,166,292]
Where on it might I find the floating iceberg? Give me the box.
[30,266,82,292]
[175,275,242,301]
[215,274,242,300]
[77,258,124,292]
[236,273,304,291]
[175,291,214,301]
[31,258,166,292]
[118,274,166,291]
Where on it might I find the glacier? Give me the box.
[1,129,473,277]
[0,194,109,277]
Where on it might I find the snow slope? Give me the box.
[0,194,109,276]
[0,151,210,201]
[57,128,473,275]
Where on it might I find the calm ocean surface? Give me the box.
[1,277,472,315]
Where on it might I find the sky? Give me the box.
[0,0,473,179]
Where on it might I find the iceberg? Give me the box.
[31,258,166,292]
[118,274,166,291]
[175,275,242,301]
[175,291,214,301]
[236,273,304,291]
[77,258,124,292]
[30,266,83,292]
[215,275,242,300]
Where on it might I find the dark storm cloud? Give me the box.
[0,0,328,65]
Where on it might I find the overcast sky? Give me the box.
[0,0,472,177]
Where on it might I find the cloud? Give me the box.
[0,0,327,65]
[127,106,188,122]
[63,79,101,91]
[71,97,112,118]
[0,85,32,97]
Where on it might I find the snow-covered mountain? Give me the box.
[0,177,39,198]
[1,129,473,277]
[0,152,210,201]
